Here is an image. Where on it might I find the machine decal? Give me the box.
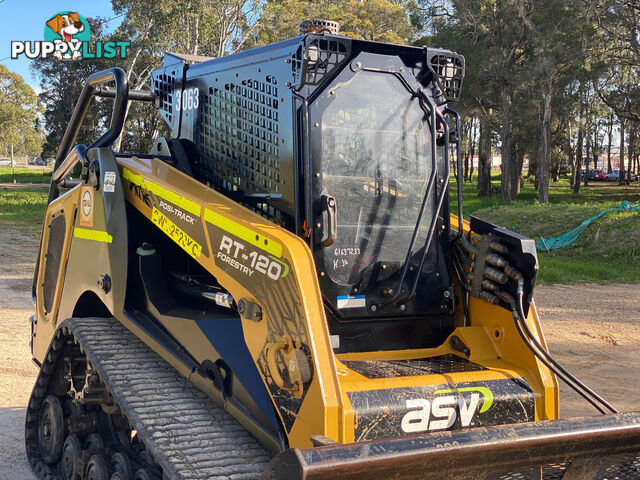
[400,387,494,433]
[434,386,494,412]
[204,208,282,257]
[73,227,113,244]
[123,167,201,216]
[175,87,199,111]
[347,378,535,441]
[215,235,288,281]
[122,166,210,257]
[336,295,366,309]
[151,208,202,259]
[206,221,311,432]
[104,171,116,192]
[79,186,94,227]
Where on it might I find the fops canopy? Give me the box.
[536,201,640,251]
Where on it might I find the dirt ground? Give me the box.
[0,228,639,479]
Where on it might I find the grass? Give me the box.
[0,166,52,184]
[0,188,48,234]
[452,174,640,285]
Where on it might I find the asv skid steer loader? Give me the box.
[26,20,640,480]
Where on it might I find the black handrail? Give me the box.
[48,67,129,205]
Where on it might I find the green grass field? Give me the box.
[0,188,48,234]
[0,166,52,184]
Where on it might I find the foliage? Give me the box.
[451,175,640,284]
[0,66,44,158]
[255,0,413,46]
[32,19,117,160]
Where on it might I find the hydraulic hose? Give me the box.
[510,282,618,415]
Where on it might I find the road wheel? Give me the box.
[111,451,133,479]
[86,454,110,480]
[133,468,159,480]
[61,435,82,480]
[37,394,64,464]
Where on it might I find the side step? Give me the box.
[25,317,271,480]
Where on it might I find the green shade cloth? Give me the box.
[536,201,640,251]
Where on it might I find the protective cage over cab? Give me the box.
[151,30,465,352]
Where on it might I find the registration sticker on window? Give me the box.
[337,295,366,309]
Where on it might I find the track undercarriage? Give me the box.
[26,317,270,480]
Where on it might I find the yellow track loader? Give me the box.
[26,20,640,480]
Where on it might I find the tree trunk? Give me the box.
[627,124,634,183]
[469,119,477,182]
[607,113,613,173]
[478,116,492,197]
[573,102,584,193]
[568,122,576,187]
[584,137,590,186]
[514,142,522,195]
[467,118,478,182]
[500,86,516,204]
[537,77,552,203]
[192,15,200,55]
[619,118,625,185]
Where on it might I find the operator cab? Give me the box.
[151,21,465,353]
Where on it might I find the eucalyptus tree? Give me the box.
[0,66,43,159]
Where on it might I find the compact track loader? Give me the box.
[27,20,640,480]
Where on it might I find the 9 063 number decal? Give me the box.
[175,87,199,111]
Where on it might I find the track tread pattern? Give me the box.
[29,317,271,480]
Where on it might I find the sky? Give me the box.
[0,0,120,91]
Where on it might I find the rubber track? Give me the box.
[27,317,272,480]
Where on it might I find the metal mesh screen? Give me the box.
[152,69,179,125]
[198,77,281,195]
[291,37,350,87]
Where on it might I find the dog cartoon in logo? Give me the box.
[46,12,85,60]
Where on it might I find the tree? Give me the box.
[254,0,413,46]
[33,18,116,160]
[0,65,44,160]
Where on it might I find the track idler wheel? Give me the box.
[86,454,110,480]
[38,394,64,464]
[110,451,134,479]
[61,434,82,480]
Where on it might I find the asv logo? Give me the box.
[400,387,493,433]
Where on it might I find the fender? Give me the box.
[31,147,128,361]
